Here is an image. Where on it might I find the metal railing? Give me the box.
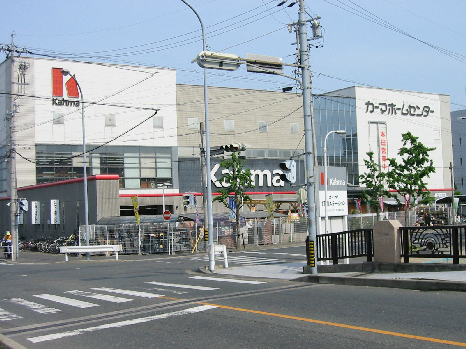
[400,225,466,264]
[316,228,373,264]
[71,217,309,254]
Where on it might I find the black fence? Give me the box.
[316,228,373,264]
[400,225,466,264]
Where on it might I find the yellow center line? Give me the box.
[198,302,466,347]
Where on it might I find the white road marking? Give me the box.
[242,251,267,254]
[0,307,22,321]
[65,290,133,303]
[273,253,306,257]
[189,276,266,284]
[27,305,217,343]
[145,282,219,290]
[9,298,61,314]
[33,294,98,309]
[91,287,163,298]
[190,255,285,265]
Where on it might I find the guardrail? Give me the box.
[316,228,373,264]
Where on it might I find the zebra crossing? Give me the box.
[191,251,305,266]
[0,276,267,323]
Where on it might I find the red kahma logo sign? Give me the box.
[51,68,80,106]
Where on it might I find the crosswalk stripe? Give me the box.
[33,294,98,309]
[91,287,163,298]
[0,307,22,321]
[190,276,266,284]
[65,290,133,303]
[145,282,219,290]
[27,305,217,343]
[273,253,306,257]
[9,298,61,314]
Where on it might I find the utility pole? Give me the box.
[5,36,18,261]
[297,0,318,274]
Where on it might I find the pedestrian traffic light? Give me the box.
[19,199,28,211]
[279,159,296,183]
[183,194,190,207]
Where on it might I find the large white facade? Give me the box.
[330,86,452,193]
[0,57,177,191]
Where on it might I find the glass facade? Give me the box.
[36,144,173,188]
[313,95,359,185]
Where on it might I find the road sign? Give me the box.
[163,210,171,221]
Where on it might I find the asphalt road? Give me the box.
[2,246,466,348]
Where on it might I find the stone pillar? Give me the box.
[373,220,402,263]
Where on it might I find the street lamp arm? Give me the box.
[180,0,207,51]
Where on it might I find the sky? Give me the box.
[2,0,466,110]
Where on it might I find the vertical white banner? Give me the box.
[31,201,40,224]
[51,199,60,225]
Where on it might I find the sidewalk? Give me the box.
[214,260,466,292]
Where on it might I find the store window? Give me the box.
[36,145,173,188]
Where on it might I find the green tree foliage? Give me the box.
[359,151,391,220]
[213,152,253,248]
[386,132,436,224]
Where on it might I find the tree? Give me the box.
[359,151,392,221]
[386,131,436,225]
[213,152,253,248]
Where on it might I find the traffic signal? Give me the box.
[220,143,247,152]
[19,199,28,212]
[296,188,307,204]
[279,160,296,183]
[204,228,209,242]
[182,194,190,207]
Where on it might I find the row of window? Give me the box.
[36,144,172,189]
[187,117,300,134]
[53,113,164,128]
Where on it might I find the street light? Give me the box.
[324,130,346,235]
[181,0,215,272]
[61,69,89,259]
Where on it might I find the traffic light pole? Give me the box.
[298,0,318,274]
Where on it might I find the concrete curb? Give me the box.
[0,333,28,349]
[293,274,466,292]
